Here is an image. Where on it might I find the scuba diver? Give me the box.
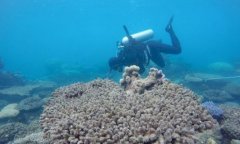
[108,16,181,74]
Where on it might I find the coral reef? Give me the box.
[223,82,240,97]
[0,99,8,109]
[0,122,27,143]
[0,81,57,103]
[40,66,216,144]
[52,82,86,98]
[120,65,165,94]
[0,120,44,144]
[195,126,222,144]
[202,89,234,103]
[12,132,49,144]
[0,85,40,97]
[183,73,228,92]
[0,58,25,88]
[0,81,56,97]
[231,139,240,144]
[220,106,240,140]
[207,137,217,144]
[17,95,45,111]
[184,73,223,83]
[0,103,20,119]
[0,71,25,88]
[221,102,240,107]
[201,101,223,120]
[208,62,235,74]
[45,61,108,84]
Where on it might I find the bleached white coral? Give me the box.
[0,103,19,119]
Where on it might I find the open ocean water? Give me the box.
[0,0,240,143]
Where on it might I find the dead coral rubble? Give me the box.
[40,66,216,144]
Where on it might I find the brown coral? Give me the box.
[40,67,216,144]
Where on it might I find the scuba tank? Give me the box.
[121,25,154,46]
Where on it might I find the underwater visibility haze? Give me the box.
[0,0,240,143]
[1,0,240,78]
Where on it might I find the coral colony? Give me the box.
[201,101,224,121]
[40,65,216,144]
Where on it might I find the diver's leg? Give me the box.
[149,46,165,67]
[146,20,181,54]
[167,25,181,54]
[165,16,181,54]
[147,29,181,54]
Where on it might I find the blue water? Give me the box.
[0,0,240,79]
[1,1,240,143]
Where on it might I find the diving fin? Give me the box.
[165,15,174,32]
[168,15,174,26]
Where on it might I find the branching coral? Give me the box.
[201,101,223,121]
[120,65,165,95]
[40,66,216,144]
[52,82,86,98]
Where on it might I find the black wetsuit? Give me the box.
[117,41,148,73]
[147,29,181,67]
[115,29,181,73]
